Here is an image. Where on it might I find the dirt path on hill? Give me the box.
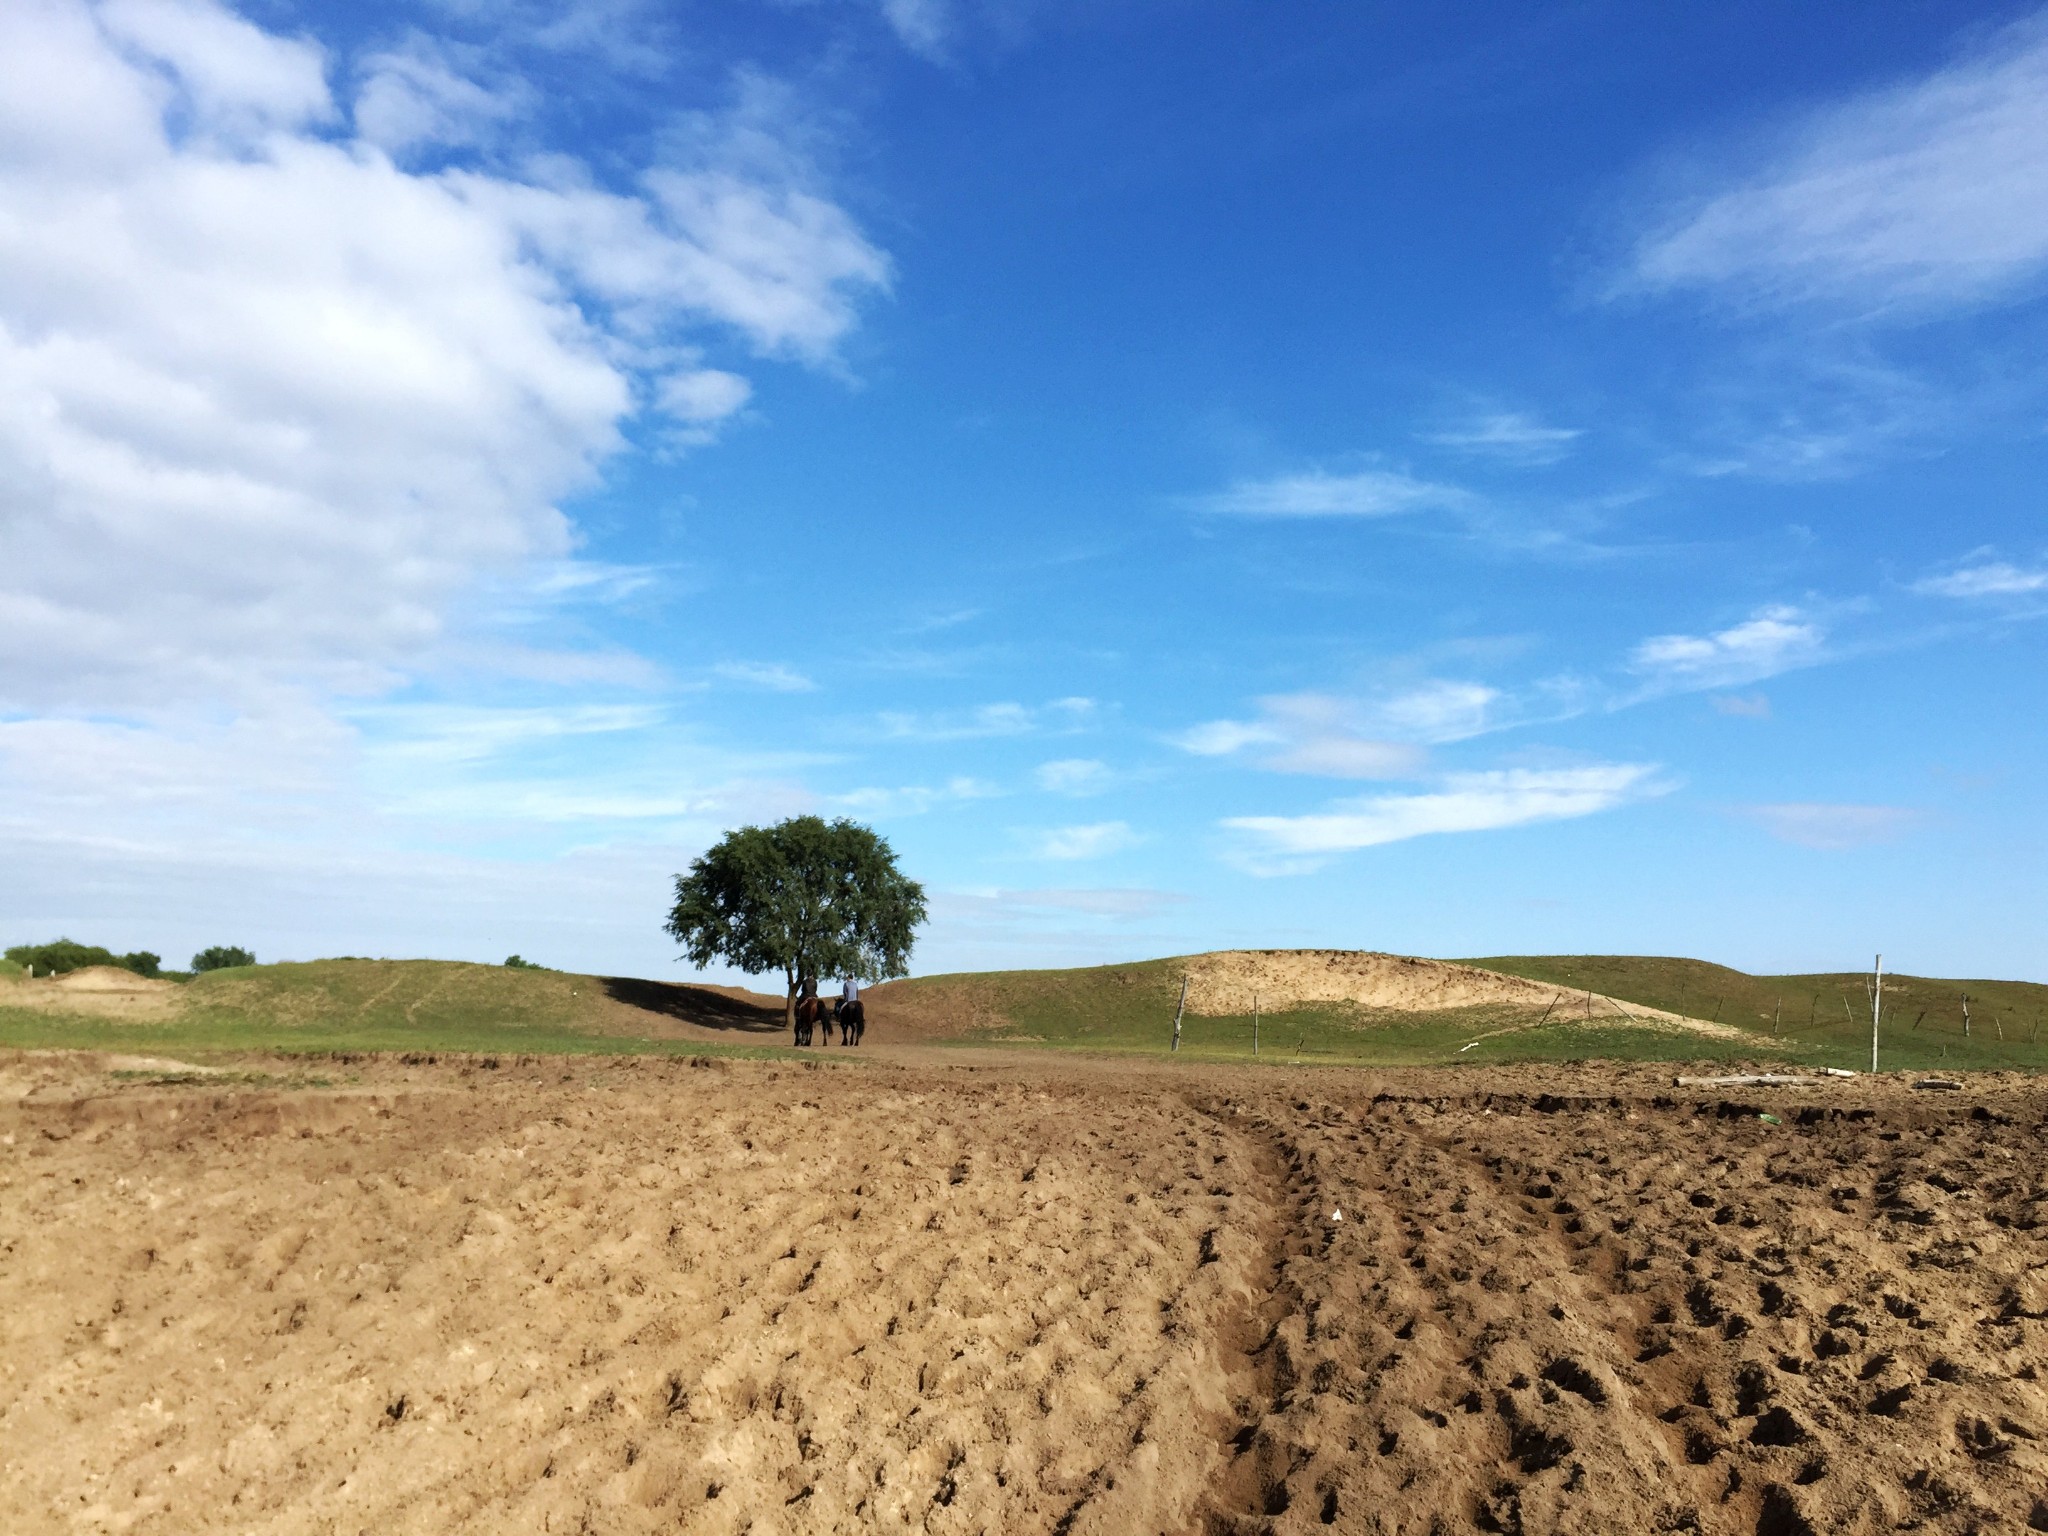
[3,1051,2045,1533]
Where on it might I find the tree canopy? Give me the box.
[666,816,926,1026]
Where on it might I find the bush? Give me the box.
[5,939,161,978]
[192,945,257,973]
[503,954,543,969]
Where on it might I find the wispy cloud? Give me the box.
[356,703,667,765]
[1711,692,1773,719]
[877,0,951,59]
[713,660,817,692]
[1738,802,1919,850]
[1623,15,2048,315]
[944,886,1186,920]
[1423,412,1582,466]
[1629,606,1825,692]
[1028,821,1139,861]
[880,697,1094,741]
[1223,763,1668,874]
[1171,683,1496,779]
[1914,558,2048,599]
[1035,758,1113,795]
[1194,468,1473,519]
[832,777,1000,816]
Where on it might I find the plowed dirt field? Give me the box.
[4,1050,2046,1534]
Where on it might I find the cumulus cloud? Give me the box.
[1914,558,2048,599]
[1029,821,1139,861]
[1194,468,1472,519]
[0,0,888,712]
[1223,763,1668,873]
[1738,802,1919,850]
[1624,14,2048,314]
[1628,606,1825,692]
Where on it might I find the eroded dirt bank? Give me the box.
[3,1052,2045,1533]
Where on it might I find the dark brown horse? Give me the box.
[795,993,833,1047]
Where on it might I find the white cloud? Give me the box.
[656,367,752,425]
[1195,468,1472,519]
[1739,802,1919,850]
[1629,606,1825,691]
[879,697,1094,741]
[354,701,667,765]
[1029,821,1139,861]
[353,38,521,155]
[1625,15,2048,314]
[713,660,815,692]
[878,0,950,59]
[1423,411,1582,466]
[1171,719,1282,757]
[830,777,1000,817]
[1035,758,1112,795]
[99,0,333,141]
[0,0,888,713]
[1223,763,1667,873]
[1369,681,1500,742]
[1914,558,2048,598]
[1172,683,1495,780]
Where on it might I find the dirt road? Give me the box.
[3,1051,2045,1533]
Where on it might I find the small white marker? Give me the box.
[1329,1209,1343,1223]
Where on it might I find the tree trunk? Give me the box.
[785,969,797,1032]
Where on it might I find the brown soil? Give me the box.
[4,1050,2044,1533]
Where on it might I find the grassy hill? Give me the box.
[1464,955,2048,1074]
[2,950,2042,1072]
[873,956,1775,1067]
[0,958,788,1060]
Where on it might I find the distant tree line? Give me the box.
[6,939,258,978]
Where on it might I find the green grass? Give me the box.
[0,958,20,978]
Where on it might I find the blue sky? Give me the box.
[3,0,2046,982]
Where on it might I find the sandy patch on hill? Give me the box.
[4,1051,2045,1534]
[1182,949,1741,1037]
[1,967,182,1019]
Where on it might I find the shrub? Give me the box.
[192,945,257,973]
[503,954,543,969]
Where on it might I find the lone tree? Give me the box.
[666,816,927,1030]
